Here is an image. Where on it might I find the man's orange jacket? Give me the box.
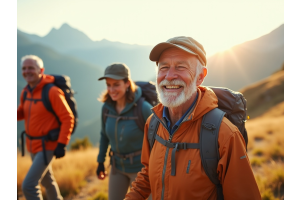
[125,86,261,200]
[17,74,75,153]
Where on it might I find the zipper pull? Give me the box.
[168,134,172,142]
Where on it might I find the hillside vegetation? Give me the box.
[240,68,284,119]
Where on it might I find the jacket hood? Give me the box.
[24,74,55,92]
[152,86,218,121]
[103,86,142,115]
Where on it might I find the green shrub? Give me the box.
[70,137,92,151]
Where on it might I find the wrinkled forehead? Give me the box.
[22,58,39,68]
[158,47,199,65]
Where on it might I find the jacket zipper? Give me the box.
[120,125,125,141]
[113,115,126,171]
[120,125,125,171]
[153,104,196,200]
[114,117,120,153]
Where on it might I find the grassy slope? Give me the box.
[241,70,284,200]
[240,69,284,119]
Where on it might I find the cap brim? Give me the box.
[98,74,125,81]
[149,42,197,62]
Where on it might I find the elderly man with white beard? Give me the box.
[125,36,261,200]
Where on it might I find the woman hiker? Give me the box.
[96,63,153,200]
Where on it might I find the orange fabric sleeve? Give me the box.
[48,87,74,145]
[125,117,152,200]
[217,126,261,200]
[17,90,25,121]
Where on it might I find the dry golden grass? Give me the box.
[246,103,284,151]
[254,161,284,200]
[17,147,111,199]
[246,102,284,200]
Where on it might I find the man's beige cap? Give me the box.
[149,36,207,66]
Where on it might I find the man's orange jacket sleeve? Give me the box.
[48,87,74,145]
[218,128,261,200]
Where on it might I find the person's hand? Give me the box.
[54,143,66,158]
[96,162,107,180]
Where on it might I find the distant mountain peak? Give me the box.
[48,23,78,33]
[60,23,72,29]
[45,23,92,45]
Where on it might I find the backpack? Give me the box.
[23,74,78,133]
[102,81,159,131]
[147,86,248,200]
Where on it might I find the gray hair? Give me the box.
[20,55,44,69]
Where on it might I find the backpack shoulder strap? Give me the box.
[101,106,109,126]
[147,115,160,152]
[22,90,27,104]
[200,108,225,200]
[133,97,145,131]
[42,83,60,124]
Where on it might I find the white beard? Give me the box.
[156,78,198,108]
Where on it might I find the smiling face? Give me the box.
[156,47,206,108]
[22,58,44,88]
[105,78,130,102]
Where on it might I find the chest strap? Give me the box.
[155,134,200,176]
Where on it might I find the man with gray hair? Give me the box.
[17,55,74,200]
[125,36,261,199]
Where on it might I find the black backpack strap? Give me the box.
[22,90,27,104]
[42,83,61,124]
[147,115,160,151]
[101,106,109,126]
[133,97,145,131]
[200,108,225,200]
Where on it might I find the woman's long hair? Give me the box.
[98,78,137,104]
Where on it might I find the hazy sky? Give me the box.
[17,0,283,56]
